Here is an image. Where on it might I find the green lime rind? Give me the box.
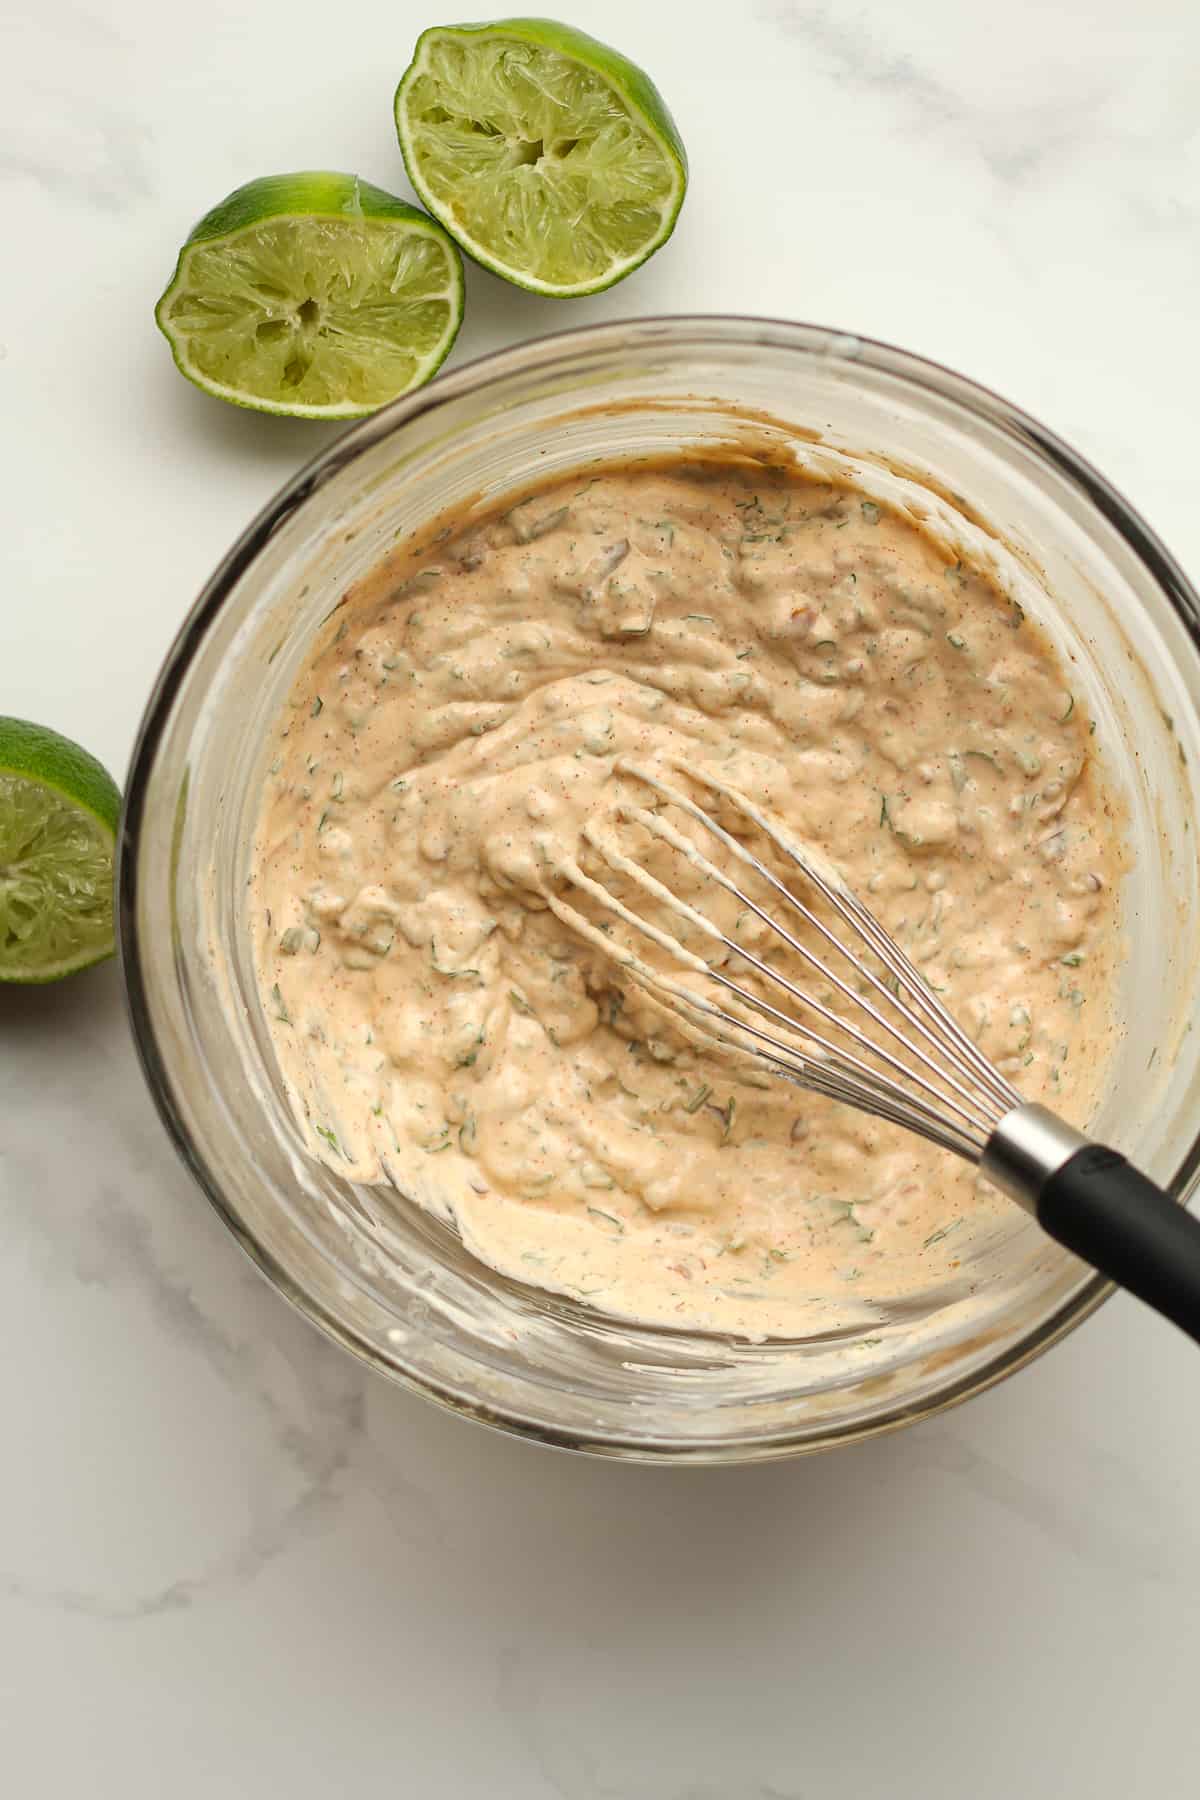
[155,172,465,419]
[0,719,120,837]
[0,717,122,984]
[395,19,688,298]
[176,171,435,246]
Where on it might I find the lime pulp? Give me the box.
[155,172,465,418]
[395,20,688,297]
[0,718,121,984]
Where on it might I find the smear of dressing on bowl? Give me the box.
[251,460,1126,1338]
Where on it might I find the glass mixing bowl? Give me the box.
[119,317,1200,1461]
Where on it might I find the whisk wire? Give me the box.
[542,759,1031,1164]
[831,880,1020,1117]
[581,808,998,1143]
[619,761,1019,1123]
[541,861,990,1161]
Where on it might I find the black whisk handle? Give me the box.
[983,1103,1200,1347]
[1037,1144,1200,1347]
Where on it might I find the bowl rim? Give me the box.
[118,313,1200,1461]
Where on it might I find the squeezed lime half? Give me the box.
[395,19,688,297]
[0,717,121,984]
[155,172,465,418]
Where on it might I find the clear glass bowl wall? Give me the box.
[121,318,1200,1460]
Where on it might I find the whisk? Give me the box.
[545,759,1200,1346]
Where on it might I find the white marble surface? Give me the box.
[2,0,1199,1790]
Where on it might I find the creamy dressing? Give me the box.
[251,461,1125,1338]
